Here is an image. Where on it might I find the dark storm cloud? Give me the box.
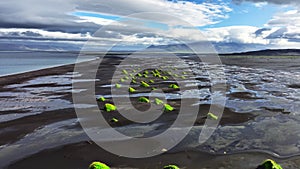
[0,0,102,34]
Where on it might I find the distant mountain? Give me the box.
[147,42,268,54]
[0,40,82,52]
[148,43,300,56]
[147,44,193,53]
[222,49,300,56]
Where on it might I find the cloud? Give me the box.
[0,0,231,34]
[263,9,300,45]
[267,10,300,27]
[253,2,268,8]
[232,0,300,5]
[203,26,270,44]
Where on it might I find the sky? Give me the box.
[0,0,300,53]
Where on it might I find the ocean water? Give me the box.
[0,51,95,76]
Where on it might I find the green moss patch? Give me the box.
[141,81,150,87]
[97,96,106,102]
[163,165,180,169]
[139,97,150,103]
[129,87,136,93]
[257,159,283,169]
[169,84,179,89]
[110,117,119,123]
[207,112,218,120]
[115,83,121,88]
[89,162,110,169]
[164,104,174,111]
[155,98,164,105]
[105,103,117,112]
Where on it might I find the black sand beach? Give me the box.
[1,55,300,169]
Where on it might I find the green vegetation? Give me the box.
[129,87,136,93]
[207,112,218,120]
[97,96,106,102]
[122,69,128,75]
[162,76,168,80]
[164,104,174,111]
[141,81,150,87]
[139,97,150,103]
[149,79,155,83]
[137,73,143,77]
[151,87,157,91]
[115,83,121,88]
[257,159,283,169]
[120,78,125,82]
[163,165,180,169]
[169,84,179,89]
[110,117,119,123]
[89,162,110,169]
[144,70,149,75]
[155,98,164,105]
[132,79,137,84]
[143,74,148,78]
[105,103,117,112]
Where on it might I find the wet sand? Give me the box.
[1,55,300,169]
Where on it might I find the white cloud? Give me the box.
[203,26,270,44]
[0,0,232,32]
[254,2,268,8]
[75,1,232,27]
[267,9,300,27]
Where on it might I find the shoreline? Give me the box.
[1,55,300,169]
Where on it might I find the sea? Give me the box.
[0,51,96,76]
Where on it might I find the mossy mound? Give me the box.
[141,81,150,87]
[139,97,150,103]
[164,104,174,111]
[256,159,283,169]
[97,96,106,102]
[129,87,136,93]
[169,84,179,89]
[163,165,180,169]
[207,112,218,120]
[105,103,117,112]
[110,117,119,123]
[122,69,128,75]
[115,83,121,88]
[89,161,110,169]
[155,98,164,105]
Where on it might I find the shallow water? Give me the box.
[0,51,96,76]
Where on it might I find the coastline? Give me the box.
[0,56,300,169]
